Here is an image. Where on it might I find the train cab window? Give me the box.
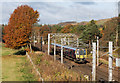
[77,50,79,55]
[84,50,86,55]
[80,50,83,55]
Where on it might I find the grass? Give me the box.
[29,52,87,81]
[1,42,39,81]
[2,55,39,81]
[1,43,20,56]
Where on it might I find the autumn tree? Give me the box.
[3,5,39,49]
[51,25,63,33]
[61,24,73,33]
[39,25,51,39]
[100,17,118,47]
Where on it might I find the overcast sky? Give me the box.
[0,0,119,24]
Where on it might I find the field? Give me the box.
[1,43,39,81]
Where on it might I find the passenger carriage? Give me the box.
[51,43,87,62]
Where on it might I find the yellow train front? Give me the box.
[75,48,87,61]
[51,43,87,62]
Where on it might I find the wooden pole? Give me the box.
[92,42,96,81]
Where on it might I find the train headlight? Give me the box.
[90,51,93,54]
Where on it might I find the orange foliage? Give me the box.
[61,24,72,33]
[39,25,51,38]
[3,5,39,49]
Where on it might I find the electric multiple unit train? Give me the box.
[51,43,87,61]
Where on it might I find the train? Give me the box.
[51,43,87,62]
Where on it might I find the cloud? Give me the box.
[118,1,120,14]
[75,2,96,5]
[0,1,118,24]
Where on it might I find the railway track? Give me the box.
[32,43,119,82]
[55,54,119,81]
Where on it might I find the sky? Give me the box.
[0,0,119,24]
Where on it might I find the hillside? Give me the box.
[56,17,119,47]
[96,18,112,25]
[58,21,77,26]
[57,18,112,27]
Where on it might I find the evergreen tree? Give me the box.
[80,20,102,48]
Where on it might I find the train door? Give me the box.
[80,49,83,59]
[80,49,86,59]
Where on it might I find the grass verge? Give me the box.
[2,55,39,81]
[1,42,39,81]
[29,51,88,81]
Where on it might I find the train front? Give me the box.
[75,48,87,61]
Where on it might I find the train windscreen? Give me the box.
[79,49,86,55]
[84,50,86,55]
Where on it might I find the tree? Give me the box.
[71,25,86,35]
[117,14,120,46]
[51,25,63,33]
[39,25,51,39]
[3,5,39,49]
[100,17,118,47]
[61,24,73,33]
[80,20,102,48]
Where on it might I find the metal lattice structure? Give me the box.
[48,33,79,55]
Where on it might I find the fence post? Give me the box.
[54,40,56,61]
[109,41,113,81]
[61,38,63,64]
[48,34,50,55]
[92,42,96,81]
[97,37,99,66]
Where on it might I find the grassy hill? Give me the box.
[56,17,119,47]
[57,18,112,26]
